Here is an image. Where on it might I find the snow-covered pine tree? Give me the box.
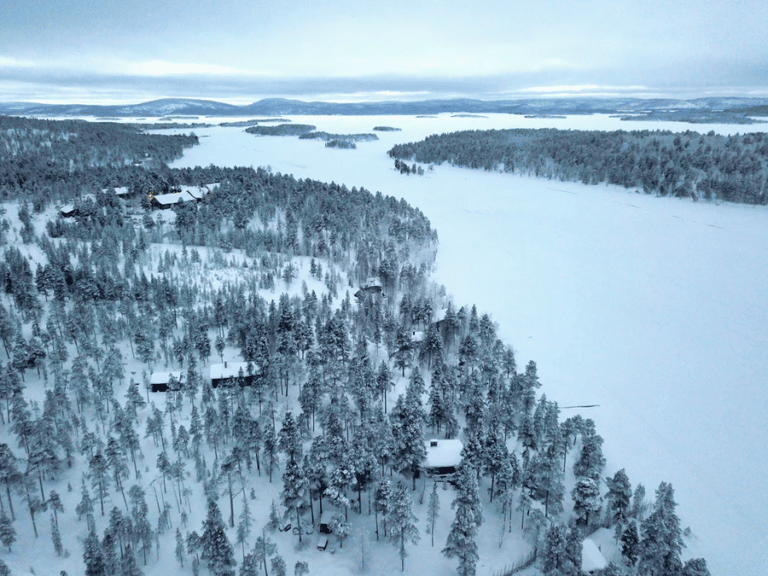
[175,527,186,567]
[0,510,15,551]
[637,482,685,576]
[540,523,568,576]
[200,498,237,576]
[442,464,480,576]
[281,456,309,542]
[388,482,419,571]
[427,480,440,546]
[83,528,106,576]
[236,492,254,560]
[571,476,602,529]
[605,468,632,528]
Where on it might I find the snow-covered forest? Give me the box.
[0,113,742,576]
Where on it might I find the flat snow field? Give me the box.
[170,114,768,576]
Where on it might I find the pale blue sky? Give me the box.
[1,0,767,103]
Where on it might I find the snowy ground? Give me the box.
[165,113,768,576]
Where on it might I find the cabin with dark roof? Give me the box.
[150,371,184,392]
[210,361,259,388]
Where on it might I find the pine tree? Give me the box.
[0,510,15,551]
[682,558,711,576]
[200,498,237,576]
[605,468,632,527]
[427,481,440,546]
[541,523,568,576]
[252,530,277,576]
[176,527,186,567]
[388,483,419,571]
[271,554,287,576]
[120,543,144,576]
[374,479,393,540]
[442,464,480,576]
[571,476,602,528]
[83,528,106,576]
[621,521,640,566]
[294,560,309,576]
[281,457,309,542]
[128,484,153,565]
[236,493,254,560]
[51,513,63,555]
[637,482,685,576]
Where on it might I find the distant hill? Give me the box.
[3,96,768,119]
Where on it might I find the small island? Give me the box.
[373,126,402,131]
[245,123,316,136]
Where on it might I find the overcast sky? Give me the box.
[1,0,767,104]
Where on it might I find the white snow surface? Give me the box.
[166,113,768,576]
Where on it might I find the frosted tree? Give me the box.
[128,484,153,565]
[281,457,309,543]
[540,523,568,576]
[426,480,440,546]
[294,560,309,576]
[682,558,712,576]
[252,530,277,576]
[0,510,15,551]
[571,476,602,528]
[374,479,393,540]
[388,482,419,571]
[175,527,186,567]
[605,468,632,528]
[573,423,605,482]
[83,528,106,576]
[442,464,480,576]
[200,498,236,576]
[632,483,647,520]
[236,493,254,560]
[637,482,685,576]
[120,543,144,576]
[621,521,640,567]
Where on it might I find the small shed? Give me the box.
[59,204,77,218]
[424,438,463,478]
[150,371,184,393]
[210,361,259,388]
[582,538,608,574]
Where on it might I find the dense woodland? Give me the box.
[0,115,710,576]
[388,128,768,204]
[0,116,198,194]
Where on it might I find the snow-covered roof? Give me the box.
[152,190,199,205]
[424,439,463,468]
[150,371,184,384]
[582,539,608,573]
[210,361,257,381]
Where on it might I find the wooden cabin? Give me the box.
[210,361,259,388]
[424,438,463,479]
[150,371,184,392]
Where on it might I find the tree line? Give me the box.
[389,128,768,204]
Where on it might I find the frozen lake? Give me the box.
[169,113,768,575]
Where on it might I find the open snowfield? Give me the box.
[166,113,768,576]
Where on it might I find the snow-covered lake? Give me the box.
[169,113,768,576]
